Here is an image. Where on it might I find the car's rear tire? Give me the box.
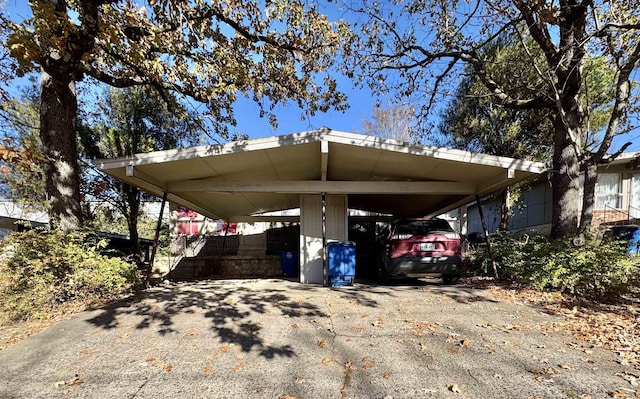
[442,274,460,285]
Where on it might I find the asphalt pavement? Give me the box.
[0,278,635,398]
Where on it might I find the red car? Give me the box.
[377,218,462,284]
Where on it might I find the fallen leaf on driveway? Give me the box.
[448,383,461,393]
[559,363,575,370]
[321,357,331,365]
[67,375,83,386]
[317,339,328,348]
[609,391,631,397]
[279,394,298,399]
[460,339,472,348]
[232,364,245,372]
[165,365,173,372]
[54,374,83,389]
[383,373,391,379]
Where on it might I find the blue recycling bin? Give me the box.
[279,250,298,277]
[327,241,356,286]
[627,229,640,255]
[610,226,640,255]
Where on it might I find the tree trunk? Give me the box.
[499,188,511,232]
[578,162,597,235]
[40,70,83,230]
[476,195,499,279]
[550,117,580,239]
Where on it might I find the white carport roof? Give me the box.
[97,130,546,221]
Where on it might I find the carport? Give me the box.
[97,129,545,284]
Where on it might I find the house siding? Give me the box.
[464,153,640,236]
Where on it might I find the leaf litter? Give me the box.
[475,280,640,370]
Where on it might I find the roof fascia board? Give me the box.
[96,131,325,170]
[323,131,547,173]
[97,130,547,174]
[166,180,477,195]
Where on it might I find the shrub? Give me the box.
[470,233,639,299]
[0,229,142,323]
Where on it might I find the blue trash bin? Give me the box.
[327,241,356,286]
[610,226,640,255]
[280,250,298,277]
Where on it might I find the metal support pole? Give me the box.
[322,192,327,286]
[146,192,168,285]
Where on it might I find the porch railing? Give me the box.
[603,204,630,225]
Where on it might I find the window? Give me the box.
[631,174,640,218]
[595,173,622,210]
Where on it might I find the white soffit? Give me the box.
[97,130,547,220]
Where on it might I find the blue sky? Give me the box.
[4,1,639,152]
[229,80,375,139]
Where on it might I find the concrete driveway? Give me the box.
[0,279,634,398]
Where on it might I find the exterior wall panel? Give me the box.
[300,195,324,284]
[326,195,348,242]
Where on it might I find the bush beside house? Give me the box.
[0,229,142,323]
[470,233,640,299]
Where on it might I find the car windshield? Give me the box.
[394,219,453,235]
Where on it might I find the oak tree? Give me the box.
[5,0,350,230]
[349,0,640,238]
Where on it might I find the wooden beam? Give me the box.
[167,180,476,195]
[320,140,329,181]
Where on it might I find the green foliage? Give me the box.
[0,229,142,323]
[471,233,639,299]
